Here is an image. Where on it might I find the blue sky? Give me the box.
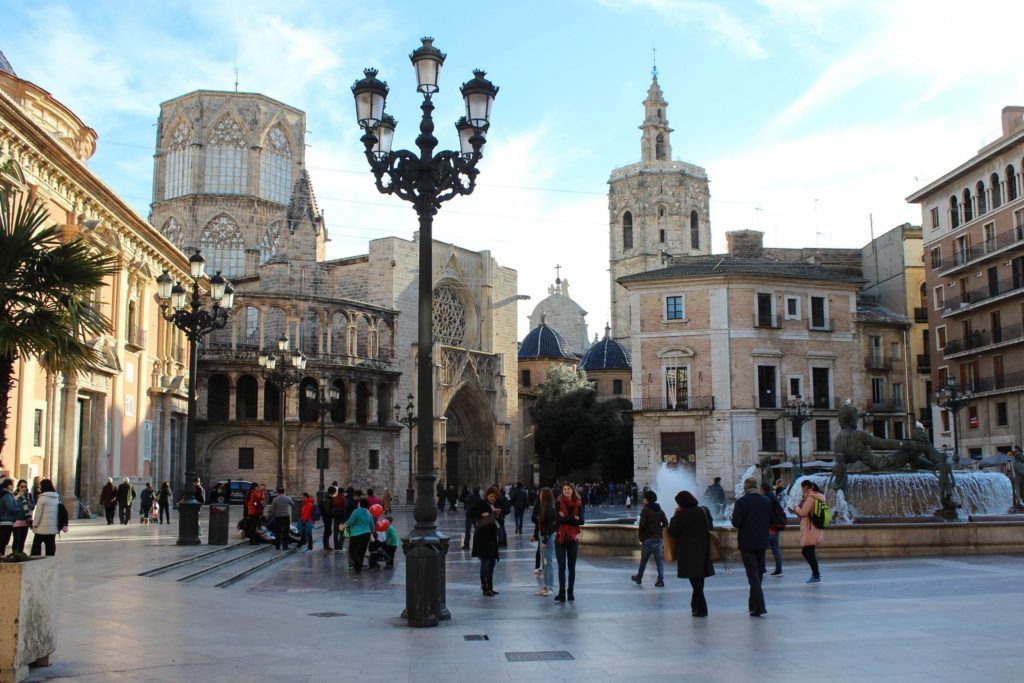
[4,0,1024,339]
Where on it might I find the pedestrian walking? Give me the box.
[436,481,447,513]
[534,487,557,596]
[731,477,772,617]
[332,487,348,549]
[245,482,266,544]
[158,482,172,524]
[631,490,668,587]
[100,478,117,525]
[193,478,205,504]
[703,477,726,517]
[668,491,715,617]
[791,480,826,583]
[381,488,393,515]
[12,480,34,554]
[462,487,482,549]
[30,478,61,556]
[496,488,511,547]
[554,482,584,603]
[268,487,293,550]
[468,486,501,596]
[762,482,785,577]
[116,477,136,525]
[0,478,16,555]
[299,492,315,553]
[139,483,154,525]
[511,482,529,534]
[319,486,336,550]
[341,498,374,573]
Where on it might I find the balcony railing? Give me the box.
[779,394,843,410]
[865,353,894,371]
[632,396,715,412]
[936,223,1024,273]
[916,353,931,373]
[942,275,1024,313]
[125,326,147,350]
[808,318,835,332]
[967,370,1024,393]
[866,399,904,412]
[913,307,929,323]
[753,393,780,409]
[199,342,394,370]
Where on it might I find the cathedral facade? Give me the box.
[150,90,521,495]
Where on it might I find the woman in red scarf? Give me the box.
[554,483,584,602]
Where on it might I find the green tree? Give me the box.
[0,187,116,458]
[529,365,633,483]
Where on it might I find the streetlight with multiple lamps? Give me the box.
[784,395,814,478]
[935,378,972,461]
[258,336,307,491]
[305,379,340,498]
[155,250,235,545]
[351,37,497,627]
[394,393,416,505]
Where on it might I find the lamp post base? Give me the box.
[176,500,202,546]
[405,487,415,505]
[400,530,451,627]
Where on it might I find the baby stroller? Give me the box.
[147,500,160,525]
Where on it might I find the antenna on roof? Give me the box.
[233,42,239,92]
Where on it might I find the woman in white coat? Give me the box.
[31,478,61,557]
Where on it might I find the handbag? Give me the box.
[474,513,496,530]
[661,527,676,562]
[704,507,722,562]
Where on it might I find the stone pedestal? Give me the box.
[0,558,57,683]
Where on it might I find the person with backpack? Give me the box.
[761,483,786,577]
[791,480,827,583]
[31,478,61,556]
[631,490,668,587]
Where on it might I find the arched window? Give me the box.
[263,383,280,422]
[161,217,185,248]
[962,188,973,222]
[263,307,287,350]
[655,133,666,160]
[355,381,370,424]
[330,312,348,356]
[331,379,346,423]
[199,215,245,278]
[976,180,987,215]
[207,375,230,421]
[164,121,192,199]
[432,288,466,347]
[259,126,293,204]
[298,377,318,423]
[299,308,320,356]
[204,116,247,194]
[622,211,633,250]
[236,375,258,420]
[991,172,1002,209]
[949,195,960,229]
[238,306,259,349]
[260,221,281,264]
[690,210,700,250]
[1007,165,1018,201]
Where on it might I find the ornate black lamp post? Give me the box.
[156,250,234,545]
[784,395,814,478]
[258,336,307,490]
[935,378,972,461]
[351,37,497,627]
[395,393,416,505]
[305,380,340,498]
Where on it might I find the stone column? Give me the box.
[256,378,265,421]
[57,379,79,509]
[369,384,378,425]
[346,381,357,424]
[227,376,237,421]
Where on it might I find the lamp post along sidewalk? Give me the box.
[351,37,497,627]
[395,393,416,505]
[307,380,340,498]
[785,396,814,479]
[258,337,307,491]
[156,250,234,545]
[935,378,972,462]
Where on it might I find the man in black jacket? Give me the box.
[462,487,482,549]
[511,483,529,534]
[631,490,668,586]
[731,477,772,616]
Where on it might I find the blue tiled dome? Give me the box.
[580,327,631,371]
[518,321,576,361]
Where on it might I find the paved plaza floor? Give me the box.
[26,505,1024,682]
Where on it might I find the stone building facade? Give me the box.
[0,52,193,509]
[149,88,522,494]
[608,73,712,349]
[909,106,1024,459]
[527,275,589,355]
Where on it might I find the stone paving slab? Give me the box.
[20,508,1024,682]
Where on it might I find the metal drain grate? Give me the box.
[309,612,347,618]
[463,634,489,641]
[505,651,574,662]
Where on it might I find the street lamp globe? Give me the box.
[460,69,498,128]
[277,335,288,352]
[351,68,389,129]
[156,270,173,300]
[305,385,317,401]
[209,270,226,300]
[410,37,446,94]
[222,283,235,310]
[373,114,397,159]
[329,386,341,401]
[188,249,206,279]
[170,282,187,311]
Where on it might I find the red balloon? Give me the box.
[375,517,390,532]
[369,503,384,518]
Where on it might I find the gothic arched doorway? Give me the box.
[444,385,495,489]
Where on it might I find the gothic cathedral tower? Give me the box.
[608,73,711,347]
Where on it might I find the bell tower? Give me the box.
[640,73,672,163]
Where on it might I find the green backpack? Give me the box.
[810,498,831,529]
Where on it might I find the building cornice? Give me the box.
[906,127,1024,203]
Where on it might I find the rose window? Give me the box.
[432,286,466,346]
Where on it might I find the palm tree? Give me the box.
[0,186,117,458]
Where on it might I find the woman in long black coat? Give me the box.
[469,486,501,596]
[668,490,715,617]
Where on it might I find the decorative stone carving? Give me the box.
[432,286,466,347]
[208,117,246,147]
